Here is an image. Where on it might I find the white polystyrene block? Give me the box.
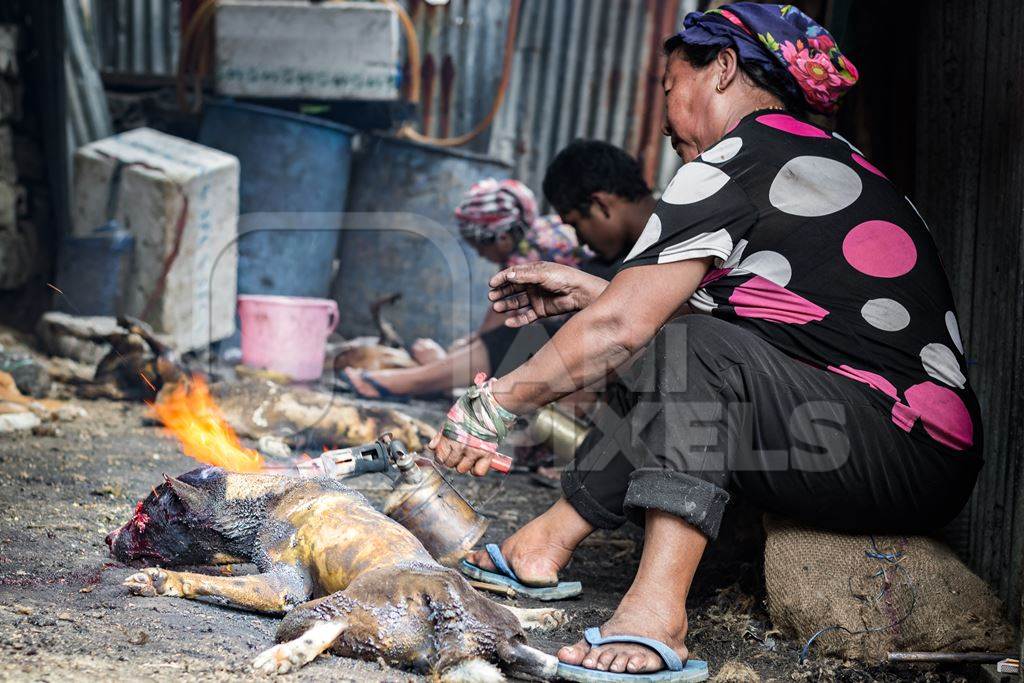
[215,1,401,101]
[72,127,240,351]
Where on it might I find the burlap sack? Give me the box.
[763,515,1013,662]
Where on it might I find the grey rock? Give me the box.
[0,350,50,397]
[36,312,117,364]
[0,412,40,433]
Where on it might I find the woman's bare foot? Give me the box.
[557,510,705,674]
[557,594,688,674]
[466,498,593,586]
[411,338,447,365]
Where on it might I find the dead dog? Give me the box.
[106,468,561,680]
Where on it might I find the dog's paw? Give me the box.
[253,644,292,675]
[252,621,346,675]
[252,642,313,675]
[516,606,567,631]
[123,568,186,597]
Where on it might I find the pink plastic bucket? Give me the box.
[237,295,339,381]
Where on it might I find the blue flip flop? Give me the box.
[556,627,708,682]
[460,543,582,601]
[336,369,410,403]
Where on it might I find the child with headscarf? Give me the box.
[455,178,593,271]
[339,177,601,401]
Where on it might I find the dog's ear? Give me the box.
[163,474,212,513]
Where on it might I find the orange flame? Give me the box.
[152,376,264,473]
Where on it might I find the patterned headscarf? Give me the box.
[455,179,539,243]
[507,215,593,269]
[455,179,593,269]
[678,3,858,114]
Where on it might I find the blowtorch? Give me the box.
[274,433,511,479]
[265,433,511,567]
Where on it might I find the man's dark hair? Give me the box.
[663,34,807,115]
[542,140,651,216]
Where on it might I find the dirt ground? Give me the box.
[0,397,981,682]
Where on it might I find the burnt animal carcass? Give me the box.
[106,468,560,680]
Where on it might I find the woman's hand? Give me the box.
[488,262,609,328]
[428,432,500,477]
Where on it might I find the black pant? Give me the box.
[481,319,564,376]
[561,315,981,539]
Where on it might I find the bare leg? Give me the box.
[558,509,706,674]
[466,498,594,586]
[252,620,347,674]
[345,337,491,398]
[411,338,447,365]
[123,568,310,613]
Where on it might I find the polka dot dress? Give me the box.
[621,108,979,455]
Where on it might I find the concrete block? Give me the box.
[0,181,12,228]
[0,125,15,184]
[0,81,20,123]
[72,128,240,351]
[0,219,36,290]
[13,133,43,182]
[0,180,22,229]
[214,1,400,101]
[0,25,17,78]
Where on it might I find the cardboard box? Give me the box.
[72,128,239,351]
[214,1,400,101]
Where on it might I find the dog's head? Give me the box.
[106,467,253,567]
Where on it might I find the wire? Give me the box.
[395,0,522,148]
[380,0,421,103]
[176,0,217,112]
[799,535,917,663]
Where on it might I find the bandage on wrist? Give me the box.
[441,373,517,454]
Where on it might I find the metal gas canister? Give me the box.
[383,449,490,568]
[528,404,590,459]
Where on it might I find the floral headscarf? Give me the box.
[678,3,858,114]
[507,215,593,269]
[455,179,593,269]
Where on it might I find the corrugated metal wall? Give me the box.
[89,0,693,193]
[492,0,694,195]
[406,0,696,195]
[404,0,509,151]
[90,0,179,77]
[915,0,1024,622]
[66,0,113,150]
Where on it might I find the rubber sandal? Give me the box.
[556,627,708,682]
[336,368,410,403]
[460,543,582,601]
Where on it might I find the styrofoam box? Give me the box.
[215,1,401,101]
[72,128,240,351]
